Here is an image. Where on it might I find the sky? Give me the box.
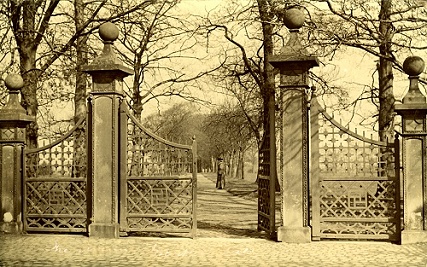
[53,0,426,134]
[205,1,424,130]
[174,1,421,126]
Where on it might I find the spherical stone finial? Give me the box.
[403,56,425,76]
[99,22,119,42]
[5,74,24,91]
[282,7,305,30]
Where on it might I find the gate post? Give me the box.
[395,56,427,244]
[270,7,318,243]
[83,22,133,238]
[0,74,33,234]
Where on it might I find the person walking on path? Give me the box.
[216,157,225,189]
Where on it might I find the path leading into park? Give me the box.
[196,173,264,238]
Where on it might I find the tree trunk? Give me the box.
[75,0,88,123]
[236,147,245,179]
[257,0,279,191]
[228,152,233,177]
[378,0,395,143]
[73,0,88,177]
[257,0,275,128]
[132,69,144,119]
[211,156,215,173]
[252,150,258,173]
[19,2,39,149]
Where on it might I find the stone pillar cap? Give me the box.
[99,22,119,42]
[395,56,427,115]
[5,74,24,91]
[270,6,319,69]
[82,22,133,77]
[0,74,34,124]
[403,56,425,76]
[282,7,305,30]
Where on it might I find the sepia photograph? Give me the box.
[1,0,427,266]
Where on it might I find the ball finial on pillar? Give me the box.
[403,56,425,77]
[282,7,305,30]
[401,56,426,104]
[4,74,24,92]
[99,22,119,42]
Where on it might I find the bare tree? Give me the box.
[115,0,222,118]
[306,0,427,140]
[203,0,281,147]
[3,0,155,147]
[202,103,254,179]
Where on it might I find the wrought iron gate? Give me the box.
[24,119,87,232]
[257,100,277,237]
[310,100,401,241]
[119,104,197,237]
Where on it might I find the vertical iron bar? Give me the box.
[310,99,320,241]
[268,92,276,237]
[22,146,28,232]
[423,134,427,232]
[86,96,93,231]
[394,134,401,242]
[15,144,22,233]
[192,137,197,238]
[119,101,128,232]
[302,93,309,228]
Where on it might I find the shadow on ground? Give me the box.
[197,221,265,239]
[127,173,271,240]
[202,173,258,199]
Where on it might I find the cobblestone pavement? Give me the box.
[1,234,427,266]
[1,174,427,266]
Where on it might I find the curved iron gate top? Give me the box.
[119,104,197,237]
[310,99,400,242]
[24,118,87,232]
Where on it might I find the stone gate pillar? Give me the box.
[83,22,133,238]
[270,7,318,243]
[395,56,427,244]
[0,74,34,233]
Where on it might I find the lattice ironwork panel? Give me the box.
[257,132,275,233]
[258,135,270,177]
[320,221,397,240]
[318,113,395,178]
[125,178,193,231]
[25,179,87,232]
[320,180,398,219]
[122,110,196,234]
[126,121,193,177]
[24,119,88,232]
[314,111,399,240]
[258,176,271,231]
[26,120,87,178]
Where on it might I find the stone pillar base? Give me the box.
[0,222,22,234]
[401,230,427,244]
[277,226,311,243]
[89,223,119,238]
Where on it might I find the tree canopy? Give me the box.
[1,0,427,155]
